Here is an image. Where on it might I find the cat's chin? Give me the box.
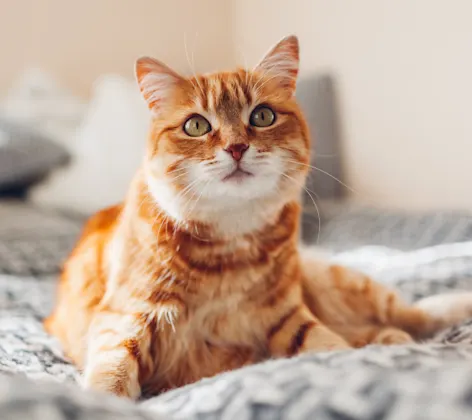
[207,174,280,202]
[222,168,254,183]
[145,170,297,230]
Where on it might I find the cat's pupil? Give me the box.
[196,121,199,130]
[261,112,265,121]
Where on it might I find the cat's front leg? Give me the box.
[82,311,153,399]
[267,305,351,357]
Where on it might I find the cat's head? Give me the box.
[136,35,310,234]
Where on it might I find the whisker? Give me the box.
[175,178,203,203]
[204,167,228,176]
[135,190,153,217]
[167,167,187,174]
[185,179,211,220]
[191,31,205,97]
[182,181,203,217]
[254,75,278,94]
[152,177,204,249]
[182,157,211,163]
[167,172,189,183]
[253,71,286,94]
[184,32,205,98]
[279,172,321,244]
[281,159,358,195]
[156,214,170,248]
[235,44,250,88]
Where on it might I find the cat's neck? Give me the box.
[125,172,300,246]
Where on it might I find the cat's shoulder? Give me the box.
[82,204,123,237]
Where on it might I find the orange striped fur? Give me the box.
[45,35,472,399]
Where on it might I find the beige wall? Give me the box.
[0,0,234,97]
[3,1,472,211]
[233,0,472,212]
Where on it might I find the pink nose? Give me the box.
[224,143,249,161]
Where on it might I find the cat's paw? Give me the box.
[327,341,352,351]
[81,369,140,399]
[372,328,413,345]
[303,334,352,353]
[415,292,472,331]
[313,338,352,352]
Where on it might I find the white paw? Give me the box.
[81,369,140,399]
[415,292,472,328]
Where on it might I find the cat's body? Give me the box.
[45,36,472,399]
[48,172,306,395]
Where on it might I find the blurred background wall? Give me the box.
[0,0,234,96]
[232,0,472,212]
[2,0,472,212]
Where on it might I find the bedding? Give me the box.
[1,200,472,419]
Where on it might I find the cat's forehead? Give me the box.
[188,70,254,122]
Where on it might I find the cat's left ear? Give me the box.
[254,35,300,94]
[135,57,184,114]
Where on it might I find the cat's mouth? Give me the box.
[222,168,253,182]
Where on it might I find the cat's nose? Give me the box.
[224,143,249,161]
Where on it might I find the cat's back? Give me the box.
[78,204,123,240]
[44,204,123,365]
[64,203,123,283]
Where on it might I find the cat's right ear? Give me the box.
[135,57,184,114]
[254,35,299,95]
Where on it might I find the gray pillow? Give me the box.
[296,75,345,241]
[296,74,345,200]
[0,118,69,195]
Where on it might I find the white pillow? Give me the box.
[30,74,150,214]
[1,68,86,147]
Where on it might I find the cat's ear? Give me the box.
[254,35,299,94]
[135,57,184,114]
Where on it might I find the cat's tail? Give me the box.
[299,248,472,339]
[413,292,472,336]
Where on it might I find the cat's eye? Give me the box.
[249,106,276,128]
[184,115,211,137]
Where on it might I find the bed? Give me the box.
[0,199,472,419]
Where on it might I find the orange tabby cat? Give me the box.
[45,35,472,399]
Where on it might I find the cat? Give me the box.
[45,35,472,399]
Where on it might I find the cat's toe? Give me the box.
[372,328,413,345]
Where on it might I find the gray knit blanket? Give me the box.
[1,201,472,419]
